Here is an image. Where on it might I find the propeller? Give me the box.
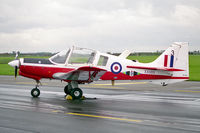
[8,51,20,78]
[15,51,20,59]
[15,66,18,78]
[15,51,19,78]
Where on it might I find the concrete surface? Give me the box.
[0,76,200,133]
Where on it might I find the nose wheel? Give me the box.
[31,80,41,98]
[31,88,40,97]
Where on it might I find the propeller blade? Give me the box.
[15,66,18,78]
[8,52,20,79]
[15,51,20,59]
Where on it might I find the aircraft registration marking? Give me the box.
[66,112,142,123]
[144,70,156,74]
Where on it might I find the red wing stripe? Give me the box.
[127,66,185,71]
[165,68,185,71]
[170,77,189,79]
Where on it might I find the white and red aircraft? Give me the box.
[8,42,189,99]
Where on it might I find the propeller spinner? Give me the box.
[8,59,20,78]
[8,52,20,78]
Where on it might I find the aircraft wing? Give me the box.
[127,66,184,71]
[53,66,107,82]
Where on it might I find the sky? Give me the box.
[0,0,200,53]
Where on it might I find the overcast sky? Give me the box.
[0,0,200,53]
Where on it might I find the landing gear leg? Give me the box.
[31,80,41,98]
[64,81,83,100]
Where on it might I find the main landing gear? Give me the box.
[64,81,83,100]
[30,80,83,100]
[31,80,41,98]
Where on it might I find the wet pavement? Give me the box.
[0,76,200,133]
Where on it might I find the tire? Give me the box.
[70,88,83,99]
[31,88,40,97]
[64,85,71,95]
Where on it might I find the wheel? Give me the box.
[70,88,83,99]
[31,88,40,97]
[64,85,71,95]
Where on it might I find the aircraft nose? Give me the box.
[8,60,20,68]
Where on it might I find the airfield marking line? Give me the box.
[93,82,147,86]
[174,90,200,93]
[52,110,60,113]
[66,112,142,123]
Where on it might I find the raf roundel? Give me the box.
[111,62,122,74]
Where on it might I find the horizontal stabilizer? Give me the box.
[119,50,131,58]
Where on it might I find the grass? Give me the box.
[0,64,14,75]
[0,55,199,81]
[0,56,50,64]
[189,55,200,81]
[127,55,159,63]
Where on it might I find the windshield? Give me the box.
[68,47,95,64]
[50,50,70,64]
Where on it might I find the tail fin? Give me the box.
[152,42,189,83]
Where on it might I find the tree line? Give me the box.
[0,50,200,57]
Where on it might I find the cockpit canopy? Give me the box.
[50,50,70,64]
[49,46,96,65]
